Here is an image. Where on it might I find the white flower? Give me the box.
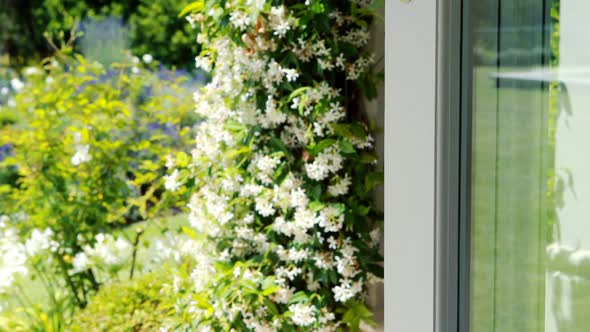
[71,144,91,166]
[314,252,334,270]
[258,97,287,128]
[233,266,242,278]
[72,252,89,273]
[240,184,264,197]
[305,146,343,181]
[254,154,281,185]
[164,169,182,192]
[282,68,299,82]
[25,228,58,256]
[189,247,216,292]
[269,6,293,37]
[293,208,317,231]
[0,87,8,95]
[370,228,381,246]
[246,0,266,10]
[288,247,310,263]
[0,228,28,292]
[142,54,153,64]
[273,22,291,37]
[318,58,334,71]
[229,11,251,30]
[165,154,175,169]
[332,278,363,302]
[195,55,212,72]
[312,40,330,57]
[339,27,371,48]
[289,303,316,327]
[328,175,351,196]
[0,215,8,228]
[317,205,344,232]
[24,67,42,76]
[186,15,198,28]
[290,187,309,209]
[255,193,276,217]
[271,286,294,304]
[335,53,346,69]
[267,60,285,85]
[10,78,24,92]
[82,233,132,268]
[347,54,375,81]
[291,97,300,110]
[327,236,338,250]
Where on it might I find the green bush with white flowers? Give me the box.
[161,0,384,331]
[0,0,384,330]
[0,50,196,314]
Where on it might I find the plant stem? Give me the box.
[129,228,144,279]
[87,268,99,291]
[56,254,83,308]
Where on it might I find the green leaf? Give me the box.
[287,87,310,101]
[262,285,280,296]
[365,172,384,192]
[310,184,322,200]
[264,299,279,316]
[178,1,205,17]
[359,152,378,164]
[181,226,198,240]
[309,201,325,212]
[270,137,290,156]
[288,291,309,304]
[310,2,325,13]
[339,140,356,154]
[342,301,377,332]
[308,139,336,156]
[368,263,384,278]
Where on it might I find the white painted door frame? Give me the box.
[384,0,464,331]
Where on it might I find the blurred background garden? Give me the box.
[0,1,208,330]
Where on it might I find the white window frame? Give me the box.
[384,0,465,331]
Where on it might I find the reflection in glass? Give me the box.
[467,0,590,331]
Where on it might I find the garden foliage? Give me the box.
[0,52,197,309]
[0,0,197,69]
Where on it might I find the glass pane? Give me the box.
[466,0,590,331]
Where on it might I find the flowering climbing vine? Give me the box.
[166,0,384,330]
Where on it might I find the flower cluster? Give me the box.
[71,233,132,275]
[0,218,27,293]
[0,215,61,293]
[166,0,383,330]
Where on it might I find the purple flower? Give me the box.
[0,143,13,162]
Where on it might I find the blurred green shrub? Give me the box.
[129,0,198,71]
[0,52,197,306]
[69,267,179,332]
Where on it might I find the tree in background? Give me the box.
[0,0,198,70]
